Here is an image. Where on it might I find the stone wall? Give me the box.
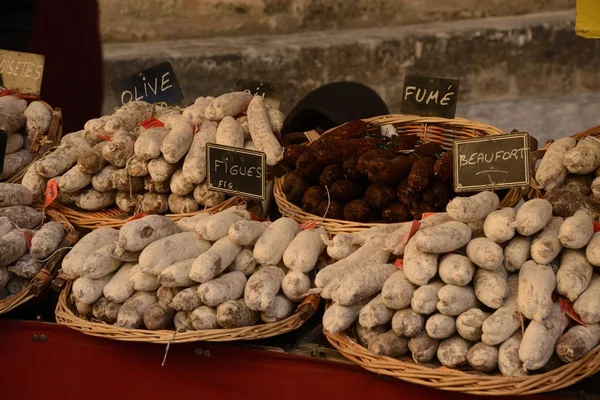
[99,0,575,42]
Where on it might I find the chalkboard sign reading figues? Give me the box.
[236,79,282,110]
[0,49,45,95]
[453,132,531,192]
[111,62,184,106]
[401,75,459,119]
[206,143,266,200]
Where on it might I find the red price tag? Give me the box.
[44,179,58,208]
[140,117,164,129]
[96,134,112,141]
[398,220,421,250]
[394,259,404,269]
[23,230,33,252]
[127,212,148,222]
[300,221,316,230]
[594,222,600,233]
[421,212,436,220]
[559,297,587,326]
[193,123,199,134]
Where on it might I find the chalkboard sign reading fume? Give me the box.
[111,62,184,106]
[400,76,459,119]
[453,132,531,192]
[206,143,267,200]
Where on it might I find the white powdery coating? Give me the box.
[104,101,153,133]
[103,263,136,303]
[498,333,526,377]
[412,221,471,253]
[467,342,498,372]
[574,275,600,324]
[283,228,326,272]
[535,137,576,190]
[205,92,252,120]
[216,299,259,328]
[182,120,217,184]
[0,183,33,207]
[556,249,593,302]
[189,236,241,283]
[515,199,553,236]
[368,330,408,358]
[62,227,119,279]
[558,210,594,249]
[446,191,499,223]
[72,274,114,305]
[408,332,439,363]
[332,263,397,306]
[75,188,117,211]
[170,285,202,311]
[161,119,194,163]
[403,239,439,286]
[244,266,285,312]
[437,285,479,316]
[247,95,283,166]
[24,101,51,142]
[190,306,219,330]
[530,217,564,265]
[30,221,65,260]
[555,324,600,363]
[281,270,311,302]
[517,261,556,321]
[91,164,118,192]
[134,127,170,160]
[197,271,247,307]
[253,218,300,266]
[229,249,257,276]
[196,208,250,241]
[437,336,472,368]
[323,297,372,334]
[5,133,24,154]
[425,313,455,339]
[411,281,445,315]
[170,169,195,196]
[261,293,295,323]
[115,291,157,329]
[473,267,509,309]
[519,303,564,371]
[326,234,359,260]
[21,162,47,201]
[587,232,600,267]
[483,207,516,243]
[385,215,451,256]
[466,237,504,270]
[177,213,210,232]
[456,308,490,342]
[503,235,532,272]
[216,116,244,148]
[36,139,91,178]
[564,137,600,174]
[356,322,388,347]
[438,254,475,286]
[227,219,266,246]
[80,243,123,279]
[381,269,417,310]
[359,294,394,328]
[158,258,196,288]
[139,232,212,275]
[130,264,160,291]
[391,308,425,338]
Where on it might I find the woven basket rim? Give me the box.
[324,329,600,396]
[48,196,244,229]
[275,115,524,234]
[55,281,320,343]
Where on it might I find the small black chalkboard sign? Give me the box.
[0,130,7,175]
[206,143,266,200]
[400,75,459,119]
[236,79,282,110]
[453,132,531,192]
[111,62,184,107]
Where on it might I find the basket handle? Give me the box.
[296,294,320,321]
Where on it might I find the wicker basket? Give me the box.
[274,115,525,235]
[325,329,600,396]
[55,281,320,343]
[49,196,244,229]
[0,208,77,314]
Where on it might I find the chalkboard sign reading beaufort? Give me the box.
[401,75,459,119]
[111,62,184,106]
[206,143,266,200]
[0,49,44,95]
[453,132,531,192]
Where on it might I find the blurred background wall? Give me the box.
[97,0,598,143]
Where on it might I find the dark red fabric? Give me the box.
[0,319,558,400]
[30,0,103,133]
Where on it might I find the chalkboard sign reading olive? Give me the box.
[111,62,184,106]
[236,79,282,110]
[206,143,266,200]
[453,132,531,192]
[0,49,45,95]
[0,130,7,175]
[400,75,459,119]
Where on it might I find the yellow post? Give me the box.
[577,0,600,38]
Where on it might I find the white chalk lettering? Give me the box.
[404,86,416,100]
[121,90,133,104]
[161,72,172,91]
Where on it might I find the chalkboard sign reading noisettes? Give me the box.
[401,75,459,119]
[0,49,45,95]
[206,143,266,200]
[111,62,184,106]
[453,132,531,192]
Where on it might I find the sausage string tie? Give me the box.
[320,185,331,224]
[162,331,177,366]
